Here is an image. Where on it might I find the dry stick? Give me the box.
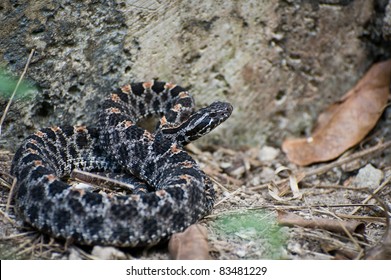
[0,49,35,136]
[214,187,243,207]
[6,177,17,213]
[0,208,16,225]
[304,140,391,176]
[71,169,137,192]
[250,140,391,191]
[315,208,362,250]
[349,175,391,215]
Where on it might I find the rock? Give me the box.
[383,0,391,40]
[68,248,83,260]
[258,146,280,161]
[353,164,384,188]
[0,0,388,148]
[91,246,127,260]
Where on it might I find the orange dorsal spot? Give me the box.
[131,194,141,201]
[156,189,167,197]
[164,82,176,90]
[50,126,61,132]
[29,139,38,145]
[160,116,167,126]
[33,160,43,166]
[71,187,86,196]
[179,174,191,183]
[123,120,134,128]
[170,143,181,154]
[34,131,45,138]
[143,130,154,141]
[75,126,87,133]
[46,174,56,182]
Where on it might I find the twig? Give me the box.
[6,177,17,213]
[314,208,362,250]
[304,140,391,177]
[214,187,243,207]
[0,49,35,136]
[0,208,16,225]
[350,175,391,215]
[71,169,138,193]
[250,141,391,191]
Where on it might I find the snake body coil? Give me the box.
[11,81,232,247]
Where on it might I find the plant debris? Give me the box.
[277,210,365,236]
[282,59,391,166]
[168,224,210,260]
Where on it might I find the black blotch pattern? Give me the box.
[177,97,193,107]
[54,208,71,231]
[27,204,39,224]
[82,192,102,207]
[30,166,51,181]
[140,193,160,208]
[170,86,184,97]
[151,81,165,93]
[75,131,89,148]
[61,125,75,138]
[152,99,160,113]
[137,101,146,116]
[110,202,138,220]
[47,180,67,196]
[112,226,131,244]
[43,128,56,140]
[29,184,44,201]
[29,134,47,146]
[131,83,144,95]
[85,216,104,237]
[68,197,85,214]
[143,218,158,235]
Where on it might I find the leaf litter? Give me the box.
[282,59,391,166]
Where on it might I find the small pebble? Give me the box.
[353,164,384,188]
[258,146,280,161]
[91,246,127,260]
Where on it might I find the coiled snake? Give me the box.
[11,81,233,247]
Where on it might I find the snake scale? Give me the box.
[11,81,233,247]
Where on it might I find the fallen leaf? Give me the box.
[282,59,391,166]
[168,224,210,260]
[277,210,365,236]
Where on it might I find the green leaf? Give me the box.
[0,68,36,100]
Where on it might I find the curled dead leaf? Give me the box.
[282,60,391,166]
[168,224,210,260]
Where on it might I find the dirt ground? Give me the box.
[1,113,391,260]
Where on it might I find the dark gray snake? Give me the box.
[10,81,232,247]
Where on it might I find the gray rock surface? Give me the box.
[0,0,390,149]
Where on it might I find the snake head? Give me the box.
[160,101,233,146]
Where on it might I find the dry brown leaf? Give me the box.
[277,210,365,236]
[168,224,210,260]
[282,59,391,166]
